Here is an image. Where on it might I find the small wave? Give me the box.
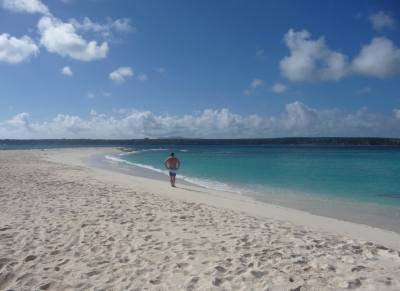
[179,150,188,152]
[145,148,168,152]
[106,155,168,174]
[133,162,168,175]
[183,177,244,194]
[118,148,168,156]
[105,155,127,163]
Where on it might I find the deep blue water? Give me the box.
[109,145,400,208]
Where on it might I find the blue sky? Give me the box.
[1,0,400,139]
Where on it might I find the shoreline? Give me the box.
[47,148,400,248]
[85,149,400,235]
[1,147,400,290]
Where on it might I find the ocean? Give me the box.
[105,145,400,232]
[3,144,399,232]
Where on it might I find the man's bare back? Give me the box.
[164,156,179,169]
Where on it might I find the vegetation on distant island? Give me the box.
[1,137,400,146]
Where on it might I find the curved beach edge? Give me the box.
[46,147,400,249]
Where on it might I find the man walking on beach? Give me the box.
[164,153,180,187]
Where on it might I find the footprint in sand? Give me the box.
[24,255,37,262]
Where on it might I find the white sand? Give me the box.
[1,148,399,290]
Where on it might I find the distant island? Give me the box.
[1,137,400,146]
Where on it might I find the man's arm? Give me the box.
[176,158,180,170]
[164,159,169,169]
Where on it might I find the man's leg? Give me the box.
[171,176,176,187]
[169,175,173,186]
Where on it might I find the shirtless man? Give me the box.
[164,153,180,187]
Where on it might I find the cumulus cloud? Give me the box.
[61,66,72,75]
[38,16,109,61]
[2,102,400,139]
[244,79,264,95]
[111,18,135,32]
[369,11,396,30]
[109,67,133,84]
[350,37,400,79]
[1,0,49,14]
[280,29,348,81]
[68,17,135,39]
[6,112,33,131]
[280,29,400,81]
[271,83,288,93]
[0,33,39,63]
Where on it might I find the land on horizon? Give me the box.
[1,137,400,146]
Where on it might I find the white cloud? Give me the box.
[2,102,400,139]
[111,18,135,32]
[1,0,49,14]
[280,29,400,81]
[0,33,39,63]
[250,79,264,88]
[6,112,33,131]
[280,29,348,81]
[271,83,288,93]
[350,37,400,79]
[87,92,95,98]
[109,67,133,84]
[38,16,109,61]
[394,109,400,119]
[68,17,106,33]
[369,11,396,30]
[244,79,264,95]
[138,73,147,81]
[68,17,135,39]
[61,66,72,75]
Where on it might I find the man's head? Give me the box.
[171,153,174,157]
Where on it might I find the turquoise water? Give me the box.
[108,145,400,208]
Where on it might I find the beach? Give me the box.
[1,148,400,290]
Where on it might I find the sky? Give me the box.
[1,0,400,139]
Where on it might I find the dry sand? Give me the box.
[0,148,399,290]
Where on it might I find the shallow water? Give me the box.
[113,146,400,205]
[100,145,400,233]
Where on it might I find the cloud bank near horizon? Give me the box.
[1,102,399,139]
